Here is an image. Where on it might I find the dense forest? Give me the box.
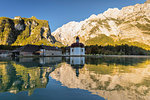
[85,45,150,55]
[0,45,21,50]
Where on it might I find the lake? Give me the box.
[0,56,150,100]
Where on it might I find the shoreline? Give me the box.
[94,55,150,58]
[1,55,150,61]
[3,55,150,58]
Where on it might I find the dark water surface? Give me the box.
[0,57,150,100]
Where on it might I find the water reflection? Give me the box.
[70,57,85,77]
[0,57,61,96]
[51,57,150,100]
[0,57,150,100]
[13,57,62,67]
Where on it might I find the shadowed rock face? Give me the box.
[52,2,150,50]
[50,60,150,100]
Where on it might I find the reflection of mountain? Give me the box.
[0,61,52,96]
[50,59,150,100]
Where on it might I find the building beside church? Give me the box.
[0,50,12,57]
[12,44,62,57]
[70,36,85,56]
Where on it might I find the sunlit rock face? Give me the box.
[145,0,150,3]
[0,16,57,45]
[50,60,150,100]
[52,2,150,50]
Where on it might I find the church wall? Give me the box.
[70,47,85,56]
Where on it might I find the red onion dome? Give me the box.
[71,43,84,48]
[76,36,79,40]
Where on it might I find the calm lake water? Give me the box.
[0,57,150,100]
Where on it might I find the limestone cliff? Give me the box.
[0,16,59,46]
[52,1,150,50]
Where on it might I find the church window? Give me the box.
[81,60,83,64]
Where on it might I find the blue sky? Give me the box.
[0,0,146,32]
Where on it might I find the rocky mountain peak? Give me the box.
[103,8,120,19]
[52,2,150,50]
[31,16,37,20]
[145,0,150,3]
[14,16,22,20]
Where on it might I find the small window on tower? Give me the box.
[81,49,83,52]
[72,49,74,52]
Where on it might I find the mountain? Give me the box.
[52,1,150,50]
[0,16,61,46]
[145,0,150,3]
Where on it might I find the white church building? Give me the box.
[70,36,85,56]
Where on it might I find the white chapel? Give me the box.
[70,36,85,56]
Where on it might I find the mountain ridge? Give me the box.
[52,2,150,50]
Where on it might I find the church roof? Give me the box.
[12,44,61,52]
[70,36,84,47]
[71,43,84,47]
[76,36,79,40]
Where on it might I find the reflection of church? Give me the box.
[70,57,85,77]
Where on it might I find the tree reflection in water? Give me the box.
[0,62,51,96]
[0,57,62,96]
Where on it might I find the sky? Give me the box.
[0,0,146,32]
